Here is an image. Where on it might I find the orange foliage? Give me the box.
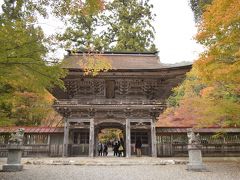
[159,0,240,128]
[200,86,215,97]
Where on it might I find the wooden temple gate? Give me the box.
[52,51,192,157]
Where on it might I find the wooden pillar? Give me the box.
[89,118,94,157]
[126,119,131,158]
[94,127,99,156]
[151,119,157,157]
[47,134,51,156]
[63,119,69,157]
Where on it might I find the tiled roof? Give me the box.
[0,126,63,133]
[62,52,168,70]
[1,126,239,134]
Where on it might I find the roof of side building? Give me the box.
[0,126,63,133]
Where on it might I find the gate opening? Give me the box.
[96,128,124,157]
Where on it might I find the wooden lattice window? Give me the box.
[131,132,149,144]
[0,134,10,144]
[24,134,48,145]
[172,135,188,144]
[73,132,89,144]
[223,134,240,143]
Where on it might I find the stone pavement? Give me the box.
[1,162,240,180]
[1,156,240,167]
[1,157,240,180]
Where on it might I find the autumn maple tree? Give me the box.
[0,0,68,126]
[161,0,240,128]
[0,0,108,126]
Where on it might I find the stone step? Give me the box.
[21,158,187,166]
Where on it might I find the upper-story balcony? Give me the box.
[54,98,165,106]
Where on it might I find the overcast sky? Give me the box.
[0,0,204,64]
[150,0,203,63]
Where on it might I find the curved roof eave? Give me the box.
[64,64,192,72]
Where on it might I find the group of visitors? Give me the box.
[112,138,125,157]
[97,138,125,157]
[97,137,142,157]
[97,142,108,156]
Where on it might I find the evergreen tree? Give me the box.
[59,0,156,52]
[102,0,156,52]
[58,11,103,51]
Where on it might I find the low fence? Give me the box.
[0,144,63,157]
[157,143,240,157]
[157,133,240,157]
[1,132,240,157]
[0,132,64,157]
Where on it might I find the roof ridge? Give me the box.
[66,50,159,55]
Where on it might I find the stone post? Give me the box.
[3,128,24,172]
[187,144,206,171]
[3,145,24,171]
[187,129,206,171]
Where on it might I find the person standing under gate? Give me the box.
[98,142,103,156]
[103,143,108,156]
[113,140,118,156]
[135,137,142,157]
[118,138,124,157]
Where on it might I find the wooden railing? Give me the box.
[54,99,165,106]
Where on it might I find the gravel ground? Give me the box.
[0,162,240,180]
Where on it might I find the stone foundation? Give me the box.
[2,144,24,172]
[2,164,23,171]
[187,145,206,171]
